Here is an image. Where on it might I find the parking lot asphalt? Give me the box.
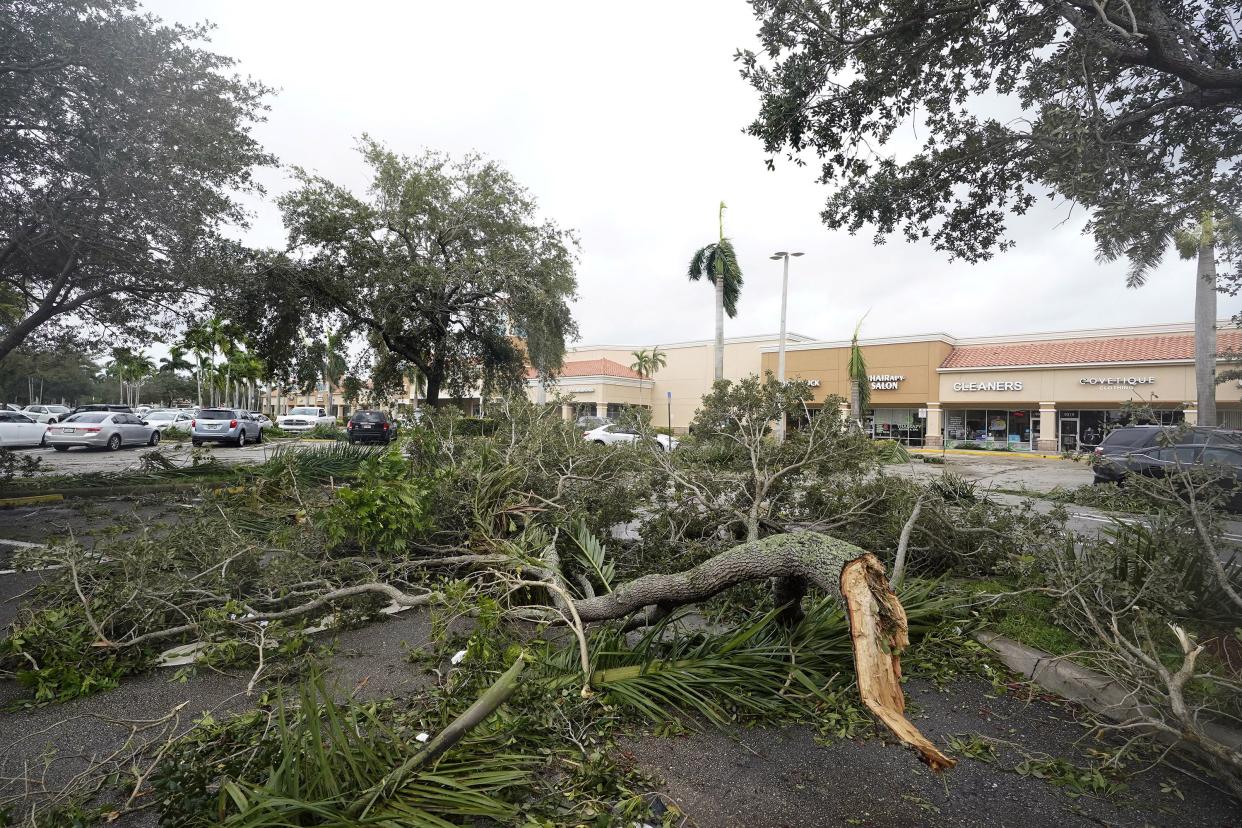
[9,439,289,476]
[889,451,1096,493]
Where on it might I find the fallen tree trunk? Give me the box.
[570,531,956,771]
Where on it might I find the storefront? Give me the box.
[865,407,927,446]
[943,409,1039,449]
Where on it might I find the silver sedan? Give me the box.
[45,411,161,452]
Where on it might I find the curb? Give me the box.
[910,448,1068,462]
[0,493,64,508]
[976,631,1242,750]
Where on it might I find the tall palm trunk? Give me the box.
[1195,233,1218,427]
[850,381,861,422]
[713,277,725,381]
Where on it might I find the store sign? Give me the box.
[952,380,1024,392]
[1078,376,1156,387]
[869,374,904,390]
[560,386,595,394]
[786,378,821,387]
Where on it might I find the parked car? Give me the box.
[191,408,263,447]
[583,423,678,451]
[1092,426,1242,479]
[276,406,335,433]
[22,404,71,423]
[1092,426,1242,504]
[143,409,193,433]
[250,412,273,428]
[574,415,612,431]
[135,405,152,418]
[347,410,397,444]
[45,412,158,451]
[0,411,49,447]
[69,403,133,416]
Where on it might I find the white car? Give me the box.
[583,423,678,451]
[143,409,193,433]
[276,406,335,433]
[0,411,48,447]
[22,404,71,424]
[250,412,273,429]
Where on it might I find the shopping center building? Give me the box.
[530,321,1242,451]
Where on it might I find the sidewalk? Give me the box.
[909,447,1068,461]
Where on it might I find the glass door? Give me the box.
[1059,414,1079,452]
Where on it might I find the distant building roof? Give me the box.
[528,358,644,380]
[941,330,1242,370]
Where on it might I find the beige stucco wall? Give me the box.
[530,337,784,430]
[937,363,1242,407]
[760,340,953,406]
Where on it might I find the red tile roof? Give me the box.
[527,358,644,380]
[942,330,1242,369]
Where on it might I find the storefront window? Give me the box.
[946,409,1037,448]
[865,408,926,446]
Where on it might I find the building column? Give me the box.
[1183,403,1198,426]
[561,403,573,422]
[1037,402,1058,451]
[595,401,608,418]
[923,403,943,447]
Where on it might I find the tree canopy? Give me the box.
[738,0,1242,283]
[272,137,579,405]
[0,0,274,361]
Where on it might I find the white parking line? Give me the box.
[0,538,47,548]
[0,537,60,575]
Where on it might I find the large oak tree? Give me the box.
[274,137,579,406]
[0,0,274,361]
[739,0,1242,418]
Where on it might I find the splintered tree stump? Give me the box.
[570,532,956,771]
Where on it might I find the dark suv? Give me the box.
[1092,426,1242,498]
[347,410,396,444]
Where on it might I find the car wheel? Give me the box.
[236,430,247,448]
[255,428,263,445]
[148,430,161,447]
[52,444,69,452]
[594,440,606,446]
[107,434,121,451]
[348,437,356,445]
[192,439,203,447]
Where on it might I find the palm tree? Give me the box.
[848,315,870,425]
[322,327,348,420]
[128,353,154,407]
[182,325,213,408]
[1173,211,1240,428]
[159,346,193,375]
[688,201,743,382]
[629,347,667,410]
[107,347,135,404]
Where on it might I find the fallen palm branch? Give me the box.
[564,531,956,771]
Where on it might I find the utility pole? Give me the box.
[770,251,803,442]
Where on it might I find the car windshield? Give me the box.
[352,411,386,422]
[199,409,236,420]
[289,407,319,415]
[48,406,69,413]
[145,411,176,421]
[65,413,109,423]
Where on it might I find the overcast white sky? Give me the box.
[147,0,1236,347]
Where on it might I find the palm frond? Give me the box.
[688,245,710,281]
[255,443,383,486]
[714,238,744,317]
[848,313,871,411]
[568,518,614,593]
[219,675,533,827]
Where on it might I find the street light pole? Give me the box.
[770,251,803,442]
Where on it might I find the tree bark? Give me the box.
[1195,233,1217,427]
[714,276,725,381]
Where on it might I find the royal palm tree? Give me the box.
[182,325,213,407]
[159,345,194,375]
[848,316,870,425]
[1172,210,1241,428]
[688,202,743,381]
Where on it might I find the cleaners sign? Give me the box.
[952,380,1024,392]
